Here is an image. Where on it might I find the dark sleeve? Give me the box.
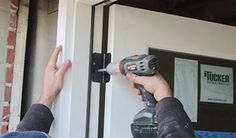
[16,104,54,134]
[156,97,195,138]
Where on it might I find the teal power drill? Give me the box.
[98,54,159,138]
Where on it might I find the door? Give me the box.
[103,4,236,138]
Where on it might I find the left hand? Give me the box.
[37,46,71,108]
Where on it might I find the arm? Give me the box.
[16,104,54,133]
[127,73,194,138]
[16,46,71,133]
[156,97,194,137]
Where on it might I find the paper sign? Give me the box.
[200,64,234,104]
[174,58,198,122]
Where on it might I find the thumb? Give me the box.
[126,73,145,85]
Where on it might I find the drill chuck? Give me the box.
[104,62,120,75]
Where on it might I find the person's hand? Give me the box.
[37,46,71,108]
[126,73,172,102]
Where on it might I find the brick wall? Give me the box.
[1,0,20,134]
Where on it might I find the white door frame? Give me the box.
[55,0,116,138]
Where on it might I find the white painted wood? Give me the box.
[55,0,93,138]
[8,3,29,132]
[104,5,236,138]
[89,4,104,138]
[75,0,117,5]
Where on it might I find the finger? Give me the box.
[57,59,72,77]
[48,46,62,67]
[138,95,144,101]
[126,73,145,85]
[135,89,142,96]
[131,83,135,88]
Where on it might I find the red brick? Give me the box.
[2,106,10,122]
[1,0,20,134]
[7,31,16,46]
[5,87,12,101]
[6,49,15,64]
[11,0,20,8]
[9,14,17,28]
[5,68,13,83]
[1,125,8,134]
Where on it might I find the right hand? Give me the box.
[126,73,172,101]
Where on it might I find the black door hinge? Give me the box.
[91,53,111,83]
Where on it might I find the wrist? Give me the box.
[37,96,54,109]
[153,88,172,101]
[154,93,172,101]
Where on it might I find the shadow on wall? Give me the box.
[21,0,58,118]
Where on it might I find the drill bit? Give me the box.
[97,68,107,72]
[97,63,119,75]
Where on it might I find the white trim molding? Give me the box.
[8,3,29,132]
[75,0,117,5]
[55,0,92,138]
[55,1,117,137]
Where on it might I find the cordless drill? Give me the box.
[98,54,159,138]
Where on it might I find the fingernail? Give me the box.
[67,60,72,66]
[56,48,61,53]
